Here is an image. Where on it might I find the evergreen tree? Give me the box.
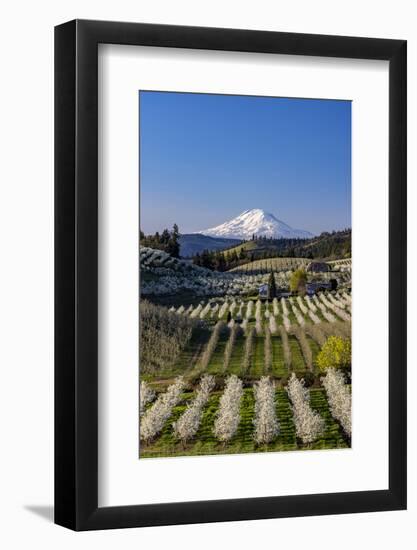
[267,271,277,299]
[200,249,210,268]
[214,251,227,272]
[167,224,180,258]
[161,228,170,244]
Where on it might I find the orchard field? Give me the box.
[139,289,352,458]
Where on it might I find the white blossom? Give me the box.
[140,247,283,298]
[321,294,351,321]
[322,310,337,323]
[286,373,324,444]
[190,303,203,318]
[213,375,243,442]
[328,293,347,310]
[199,303,211,319]
[306,296,318,313]
[246,300,254,320]
[173,375,215,443]
[321,368,351,436]
[241,318,248,334]
[314,296,337,323]
[318,293,334,310]
[296,296,309,315]
[218,302,229,319]
[291,304,305,326]
[307,309,321,324]
[283,315,291,332]
[139,381,155,416]
[253,377,280,444]
[140,377,185,442]
[255,317,263,335]
[342,291,352,305]
[269,315,278,334]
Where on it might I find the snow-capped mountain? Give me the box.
[196,209,314,240]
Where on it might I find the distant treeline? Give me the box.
[140,224,180,258]
[193,229,351,271]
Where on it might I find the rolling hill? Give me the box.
[179,234,241,257]
[222,229,351,262]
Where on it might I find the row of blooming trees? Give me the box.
[139,381,155,416]
[321,369,351,436]
[141,365,351,449]
[286,373,325,443]
[253,377,280,444]
[140,377,185,443]
[173,375,215,444]
[170,290,351,329]
[213,375,244,442]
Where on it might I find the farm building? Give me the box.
[258,284,269,298]
[259,284,290,299]
[306,280,334,295]
[307,261,330,273]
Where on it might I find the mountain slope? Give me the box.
[179,234,241,257]
[196,209,313,240]
[220,229,351,271]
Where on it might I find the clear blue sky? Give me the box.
[139,91,351,236]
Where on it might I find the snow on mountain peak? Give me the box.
[196,208,314,240]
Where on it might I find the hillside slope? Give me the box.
[179,234,241,257]
[223,229,351,262]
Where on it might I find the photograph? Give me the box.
[0,2,409,541]
[139,90,352,459]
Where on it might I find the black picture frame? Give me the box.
[55,19,407,531]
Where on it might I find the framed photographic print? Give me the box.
[55,20,407,530]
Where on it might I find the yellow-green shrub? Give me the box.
[316,336,351,371]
